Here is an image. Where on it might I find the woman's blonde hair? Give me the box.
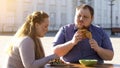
[15,11,49,37]
[7,11,49,59]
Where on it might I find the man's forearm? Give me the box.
[53,41,75,57]
[96,47,114,60]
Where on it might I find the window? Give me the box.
[49,5,56,12]
[61,0,66,6]
[6,0,16,11]
[23,11,30,21]
[87,0,94,7]
[80,0,86,4]
[24,0,31,2]
[38,0,44,4]
[50,0,56,5]
[61,13,66,26]
[6,13,16,31]
[49,12,56,28]
[37,4,45,11]
[6,13,15,24]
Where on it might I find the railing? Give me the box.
[0,23,17,33]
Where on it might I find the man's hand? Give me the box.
[89,39,100,51]
[71,30,84,45]
[89,39,114,60]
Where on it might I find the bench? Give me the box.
[111,28,120,33]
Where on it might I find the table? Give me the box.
[44,63,120,68]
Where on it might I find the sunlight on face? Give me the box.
[75,8,93,29]
[36,18,49,37]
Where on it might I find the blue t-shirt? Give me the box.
[53,24,113,64]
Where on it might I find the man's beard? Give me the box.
[78,25,89,30]
[81,26,88,29]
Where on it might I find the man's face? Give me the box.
[74,8,93,29]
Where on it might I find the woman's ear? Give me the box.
[35,23,40,29]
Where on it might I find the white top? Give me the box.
[3,36,58,68]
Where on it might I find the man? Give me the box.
[53,4,114,64]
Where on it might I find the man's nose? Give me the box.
[80,17,84,21]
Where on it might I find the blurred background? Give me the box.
[0,0,120,35]
[0,0,120,67]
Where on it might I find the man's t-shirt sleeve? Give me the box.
[53,27,65,46]
[101,29,114,51]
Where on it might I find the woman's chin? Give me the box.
[40,35,44,37]
[38,33,47,37]
[37,35,44,38]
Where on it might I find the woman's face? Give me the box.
[35,18,49,37]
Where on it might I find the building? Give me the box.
[0,0,120,32]
[0,0,76,32]
[77,0,120,29]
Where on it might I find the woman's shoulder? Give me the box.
[21,36,33,41]
[19,36,34,46]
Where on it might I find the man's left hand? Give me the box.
[89,39,100,52]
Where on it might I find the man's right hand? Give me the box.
[71,30,84,45]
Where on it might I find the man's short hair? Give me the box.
[76,4,94,18]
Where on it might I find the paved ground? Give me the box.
[0,31,120,67]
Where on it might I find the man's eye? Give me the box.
[84,16,88,18]
[78,15,81,18]
[45,26,48,28]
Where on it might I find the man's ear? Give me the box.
[91,16,94,21]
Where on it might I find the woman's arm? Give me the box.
[19,37,58,68]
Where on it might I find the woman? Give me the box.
[4,11,58,68]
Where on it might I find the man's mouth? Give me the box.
[77,24,88,29]
[82,26,88,29]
